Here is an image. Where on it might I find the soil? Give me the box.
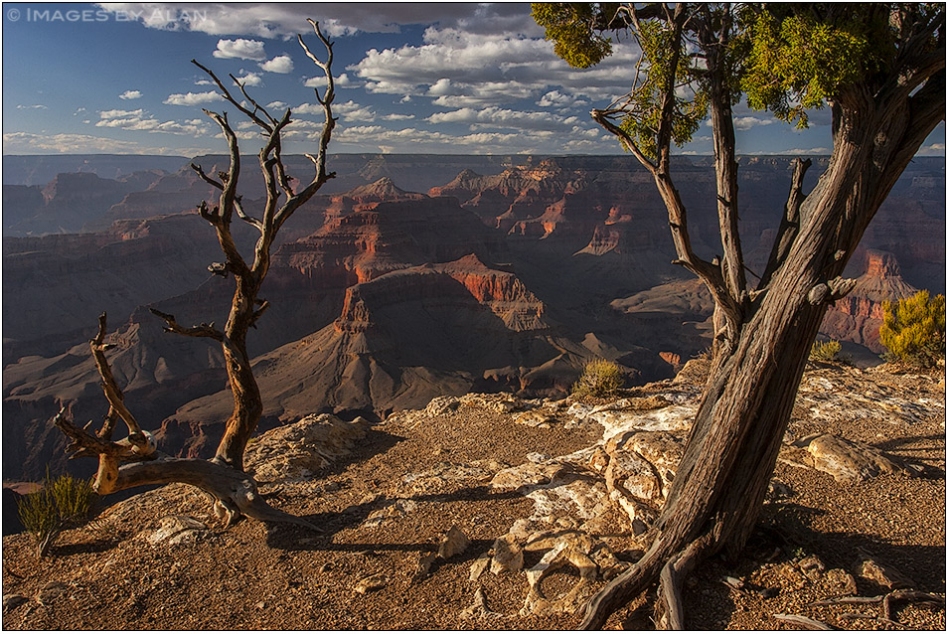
[2,362,945,630]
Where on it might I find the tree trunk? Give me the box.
[581,77,945,627]
[214,274,264,471]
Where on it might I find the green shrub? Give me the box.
[16,471,95,557]
[809,338,842,362]
[573,359,624,398]
[880,290,946,368]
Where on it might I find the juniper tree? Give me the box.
[534,3,944,628]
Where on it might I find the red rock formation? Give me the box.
[820,250,918,352]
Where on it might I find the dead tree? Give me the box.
[54,19,337,527]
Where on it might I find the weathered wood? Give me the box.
[54,20,337,526]
[773,613,836,630]
[577,4,945,630]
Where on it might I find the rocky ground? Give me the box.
[2,359,945,630]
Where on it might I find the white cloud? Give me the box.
[381,113,414,121]
[16,104,48,110]
[96,107,211,136]
[304,73,349,89]
[915,142,945,156]
[537,90,584,108]
[212,38,266,61]
[267,100,287,110]
[260,55,293,74]
[119,90,142,100]
[96,4,543,38]
[293,103,325,115]
[235,71,262,87]
[350,26,641,107]
[426,106,581,132]
[334,100,376,123]
[733,116,774,131]
[163,91,224,106]
[1,131,192,154]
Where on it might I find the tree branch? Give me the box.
[149,307,225,342]
[89,313,152,453]
[759,158,812,291]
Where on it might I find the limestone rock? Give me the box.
[489,462,566,492]
[354,572,389,594]
[425,395,460,417]
[2,594,29,611]
[460,587,501,620]
[411,552,436,583]
[490,534,524,575]
[245,413,369,483]
[144,515,208,546]
[437,525,470,559]
[855,553,915,590]
[803,434,920,482]
[519,531,617,616]
[469,553,491,581]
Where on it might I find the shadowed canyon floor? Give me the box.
[2,360,944,630]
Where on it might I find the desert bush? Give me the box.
[573,359,624,398]
[17,470,95,557]
[809,338,842,362]
[880,291,946,368]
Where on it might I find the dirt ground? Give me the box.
[2,362,945,630]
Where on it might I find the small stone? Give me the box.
[354,572,389,594]
[3,594,29,611]
[144,515,208,546]
[437,525,470,559]
[35,581,69,606]
[255,601,267,610]
[855,554,915,590]
[491,534,524,575]
[411,552,436,582]
[469,554,491,581]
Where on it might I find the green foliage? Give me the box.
[880,291,946,368]
[809,338,842,362]
[17,470,95,558]
[531,3,615,69]
[740,7,873,127]
[532,3,940,149]
[617,17,709,161]
[573,359,624,398]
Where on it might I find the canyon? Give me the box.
[2,154,944,481]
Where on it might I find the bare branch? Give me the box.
[149,307,225,342]
[233,196,263,230]
[89,313,151,452]
[759,158,812,291]
[191,58,273,133]
[190,162,225,191]
[229,72,279,127]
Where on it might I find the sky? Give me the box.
[2,2,945,157]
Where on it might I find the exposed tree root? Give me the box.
[810,590,945,626]
[773,613,836,630]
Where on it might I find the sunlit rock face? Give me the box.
[820,250,918,353]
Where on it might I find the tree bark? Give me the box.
[580,9,945,625]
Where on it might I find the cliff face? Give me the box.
[821,250,918,352]
[2,155,943,482]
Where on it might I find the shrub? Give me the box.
[809,338,842,362]
[573,359,624,398]
[880,290,946,368]
[16,470,95,557]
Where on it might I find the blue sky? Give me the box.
[3,2,945,157]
